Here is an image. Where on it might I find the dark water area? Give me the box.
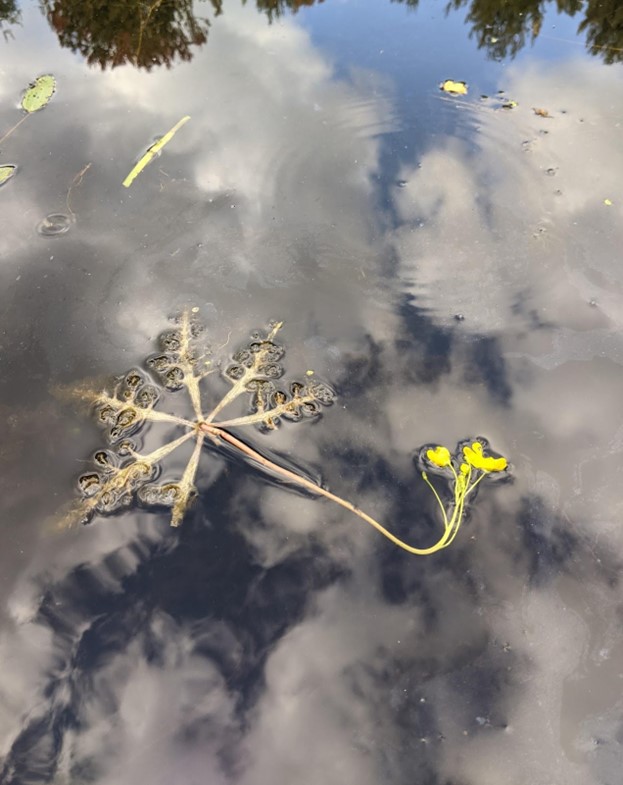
[1,1,623,783]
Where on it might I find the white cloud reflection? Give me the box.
[2,6,623,785]
[394,59,623,335]
[388,55,623,785]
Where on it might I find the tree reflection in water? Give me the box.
[406,0,623,65]
[0,0,613,68]
[0,0,20,40]
[40,0,212,70]
[37,0,325,70]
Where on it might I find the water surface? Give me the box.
[1,1,623,783]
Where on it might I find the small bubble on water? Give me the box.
[37,213,71,236]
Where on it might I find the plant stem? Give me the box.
[0,114,27,148]
[200,422,453,555]
[421,472,449,529]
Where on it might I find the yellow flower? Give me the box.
[460,463,470,475]
[462,441,507,472]
[440,80,468,96]
[426,445,451,468]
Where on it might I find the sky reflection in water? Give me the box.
[1,1,623,783]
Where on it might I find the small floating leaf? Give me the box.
[21,75,56,113]
[0,165,16,186]
[604,199,613,206]
[501,100,518,110]
[122,115,191,188]
[440,79,468,96]
[533,107,551,118]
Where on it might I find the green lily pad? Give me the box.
[21,75,56,113]
[0,165,16,186]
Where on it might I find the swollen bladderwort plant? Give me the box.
[60,310,509,554]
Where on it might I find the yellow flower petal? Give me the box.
[481,455,507,472]
[463,442,507,472]
[426,446,451,467]
[462,444,483,468]
[440,80,468,96]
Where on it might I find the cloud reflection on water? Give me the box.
[1,4,623,785]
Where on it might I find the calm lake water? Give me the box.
[1,1,623,783]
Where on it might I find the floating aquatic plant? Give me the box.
[60,311,509,554]
[21,75,56,113]
[0,74,56,150]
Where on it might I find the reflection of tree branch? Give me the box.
[40,0,212,70]
[394,0,623,64]
[136,0,166,61]
[35,0,623,70]
[249,0,324,24]
[38,0,326,71]
[445,0,546,60]
[578,0,623,65]
[0,0,21,40]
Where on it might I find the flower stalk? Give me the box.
[418,439,509,550]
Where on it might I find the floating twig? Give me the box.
[122,115,191,188]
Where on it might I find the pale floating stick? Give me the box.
[122,115,190,188]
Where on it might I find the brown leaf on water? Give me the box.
[533,107,551,118]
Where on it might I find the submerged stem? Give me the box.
[0,114,27,148]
